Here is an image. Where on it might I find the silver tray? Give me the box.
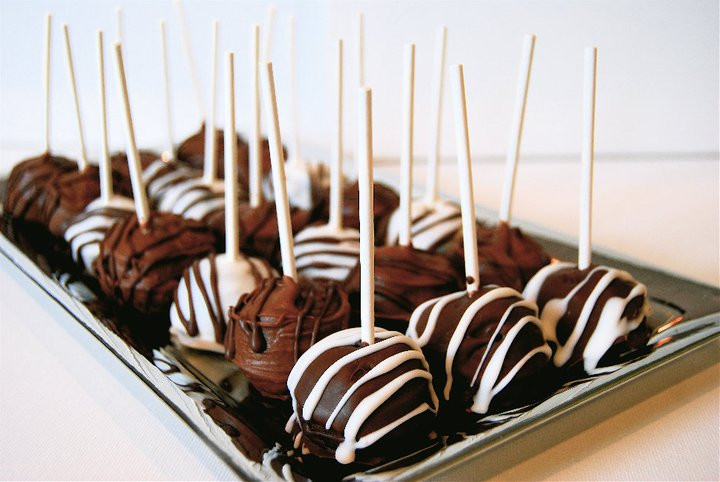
[1,192,718,481]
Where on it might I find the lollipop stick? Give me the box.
[43,13,51,154]
[288,15,300,162]
[203,20,219,185]
[356,12,365,87]
[579,47,597,271]
[499,33,536,225]
[399,43,415,247]
[160,20,175,162]
[116,7,123,45]
[224,52,239,262]
[451,64,479,293]
[262,4,276,62]
[261,61,297,281]
[62,24,88,171]
[97,30,113,203]
[174,0,204,120]
[249,24,262,207]
[424,25,447,205]
[357,86,375,345]
[329,38,344,231]
[113,42,150,225]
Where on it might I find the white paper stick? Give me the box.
[499,33,536,225]
[116,7,123,45]
[62,24,88,171]
[261,62,297,281]
[262,4,276,62]
[203,20,219,184]
[43,13,52,154]
[288,15,300,162]
[329,38,344,231]
[97,31,113,203]
[356,12,365,87]
[174,0,205,120]
[424,25,447,205]
[160,20,175,162]
[579,47,597,271]
[451,64,480,293]
[224,52,240,262]
[113,42,150,225]
[357,87,375,344]
[249,24,262,207]
[357,86,375,345]
[399,43,416,247]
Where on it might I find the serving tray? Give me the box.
[1,185,718,481]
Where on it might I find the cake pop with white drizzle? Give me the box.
[523,48,650,375]
[224,60,350,399]
[287,86,438,466]
[407,65,551,419]
[63,31,135,274]
[293,38,360,282]
[170,51,274,353]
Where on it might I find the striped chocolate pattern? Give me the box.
[293,224,360,282]
[385,199,463,252]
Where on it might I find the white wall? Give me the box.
[1,0,718,162]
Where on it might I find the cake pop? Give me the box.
[523,49,650,374]
[293,39,360,282]
[170,51,275,353]
[287,87,438,466]
[94,42,216,314]
[408,65,551,417]
[224,62,350,398]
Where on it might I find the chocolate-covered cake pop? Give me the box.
[94,212,216,314]
[523,262,650,373]
[344,245,463,331]
[385,199,463,253]
[408,286,551,416]
[294,224,360,282]
[337,180,399,244]
[41,165,104,236]
[287,328,439,465]
[110,149,160,194]
[225,276,351,398]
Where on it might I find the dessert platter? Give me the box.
[1,7,719,481]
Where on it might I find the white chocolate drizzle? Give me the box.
[293,224,360,282]
[386,199,462,252]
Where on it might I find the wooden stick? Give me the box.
[357,86,375,344]
[97,30,113,203]
[329,38,344,231]
[451,64,479,293]
[579,47,597,271]
[399,43,415,247]
[262,4,276,62]
[261,61,297,281]
[224,52,239,262]
[160,20,175,162]
[113,42,150,225]
[356,12,365,87]
[62,24,88,171]
[43,13,52,154]
[174,0,204,120]
[288,15,301,162]
[203,20,219,185]
[116,6,123,45]
[249,24,262,207]
[424,25,447,205]
[499,33,536,225]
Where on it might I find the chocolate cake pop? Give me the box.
[334,180,399,244]
[408,65,551,417]
[287,87,438,466]
[386,199,463,253]
[170,51,276,353]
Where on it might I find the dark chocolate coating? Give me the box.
[331,180,399,244]
[411,286,550,417]
[110,150,161,195]
[94,212,216,314]
[3,153,76,224]
[533,265,649,370]
[225,276,351,399]
[344,245,463,331]
[42,166,100,236]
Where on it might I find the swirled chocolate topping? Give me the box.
[225,276,351,399]
[344,245,463,332]
[408,286,551,416]
[93,212,216,314]
[523,262,651,374]
[286,328,438,465]
[3,153,75,224]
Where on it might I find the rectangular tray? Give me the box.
[1,192,718,481]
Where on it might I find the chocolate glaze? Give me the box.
[110,149,161,194]
[344,245,463,332]
[93,212,216,314]
[408,286,552,420]
[225,276,351,399]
